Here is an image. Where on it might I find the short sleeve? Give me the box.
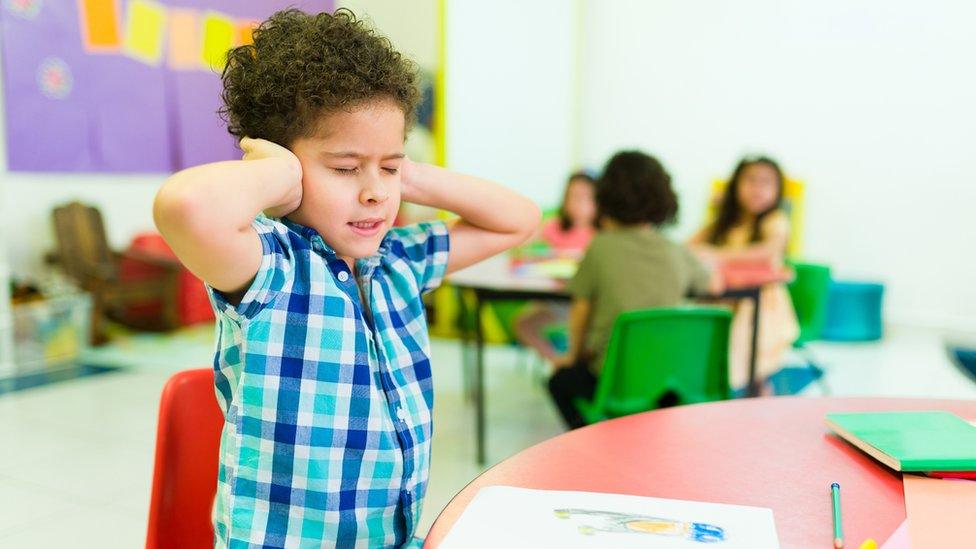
[207,215,295,320]
[760,209,790,242]
[385,220,451,294]
[679,245,713,295]
[566,243,598,299]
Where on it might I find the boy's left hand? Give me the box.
[399,157,423,204]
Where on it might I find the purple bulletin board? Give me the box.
[0,0,332,173]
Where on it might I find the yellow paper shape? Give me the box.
[167,9,201,70]
[237,19,258,46]
[123,0,167,66]
[78,0,122,52]
[202,12,236,71]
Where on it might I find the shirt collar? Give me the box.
[278,216,392,273]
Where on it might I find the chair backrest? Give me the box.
[786,261,832,345]
[146,369,223,549]
[52,202,114,283]
[592,307,732,418]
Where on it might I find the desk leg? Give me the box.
[457,288,474,402]
[746,288,762,397]
[474,291,486,465]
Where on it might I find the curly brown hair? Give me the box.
[596,151,678,226]
[219,8,420,146]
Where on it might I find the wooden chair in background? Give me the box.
[51,202,181,344]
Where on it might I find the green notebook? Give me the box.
[825,411,976,472]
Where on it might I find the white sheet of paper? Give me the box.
[439,486,780,549]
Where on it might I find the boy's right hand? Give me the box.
[240,137,304,218]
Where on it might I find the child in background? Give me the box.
[513,172,597,361]
[548,151,720,429]
[688,156,799,392]
[539,171,598,257]
[153,9,539,547]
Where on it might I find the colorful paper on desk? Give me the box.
[513,258,579,280]
[904,474,976,548]
[440,486,780,548]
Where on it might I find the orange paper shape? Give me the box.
[78,0,121,52]
[903,474,976,548]
[167,9,201,70]
[237,19,258,46]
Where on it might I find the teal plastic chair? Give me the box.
[574,307,732,424]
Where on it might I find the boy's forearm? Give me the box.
[404,162,538,236]
[155,157,300,236]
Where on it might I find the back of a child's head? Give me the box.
[220,9,420,147]
[596,151,678,227]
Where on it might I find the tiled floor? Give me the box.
[0,325,974,547]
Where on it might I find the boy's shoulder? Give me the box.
[382,220,450,258]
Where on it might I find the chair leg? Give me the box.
[797,344,831,395]
[461,339,475,402]
[515,345,530,373]
[90,295,109,346]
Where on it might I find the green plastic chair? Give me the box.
[787,261,832,346]
[574,307,732,424]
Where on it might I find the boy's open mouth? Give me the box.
[348,218,384,236]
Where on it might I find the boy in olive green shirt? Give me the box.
[549,151,720,429]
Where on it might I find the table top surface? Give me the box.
[448,254,790,296]
[449,255,568,294]
[423,396,976,548]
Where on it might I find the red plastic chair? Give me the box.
[146,369,224,549]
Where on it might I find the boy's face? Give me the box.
[289,99,405,266]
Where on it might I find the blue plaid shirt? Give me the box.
[207,215,450,548]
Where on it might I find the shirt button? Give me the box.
[396,407,407,421]
[337,271,349,282]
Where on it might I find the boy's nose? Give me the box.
[360,178,389,204]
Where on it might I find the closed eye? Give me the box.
[382,168,399,174]
[332,167,357,175]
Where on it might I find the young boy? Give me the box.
[153,9,539,548]
[547,151,721,430]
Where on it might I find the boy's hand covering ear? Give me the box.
[240,137,304,218]
[398,156,422,204]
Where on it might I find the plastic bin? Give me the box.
[821,281,884,342]
[11,293,92,373]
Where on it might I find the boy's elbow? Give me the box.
[153,178,205,238]
[517,201,543,243]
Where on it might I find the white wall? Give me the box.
[338,0,438,68]
[445,0,578,207]
[579,0,976,331]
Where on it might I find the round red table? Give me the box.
[424,397,976,548]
